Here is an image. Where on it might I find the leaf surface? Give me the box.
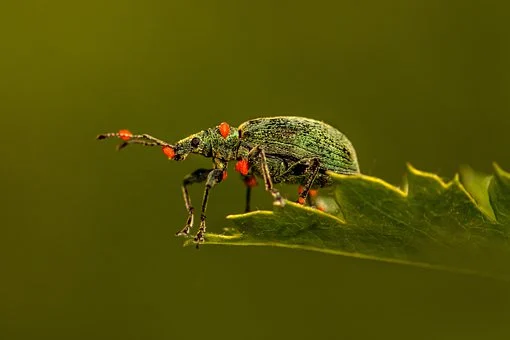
[192,164,510,278]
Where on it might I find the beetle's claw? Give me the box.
[175,226,190,237]
[273,199,285,207]
[194,233,204,245]
[193,223,206,248]
[176,213,194,237]
[271,190,285,207]
[194,231,205,249]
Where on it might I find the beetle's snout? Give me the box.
[166,142,191,161]
[162,145,188,161]
[172,153,189,161]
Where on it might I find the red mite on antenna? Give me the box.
[118,129,132,141]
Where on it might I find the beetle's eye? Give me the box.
[191,137,201,148]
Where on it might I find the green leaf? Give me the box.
[191,164,510,278]
[489,163,510,225]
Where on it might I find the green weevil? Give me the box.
[97,116,360,245]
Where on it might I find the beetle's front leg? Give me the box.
[194,168,225,246]
[176,168,212,237]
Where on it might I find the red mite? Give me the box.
[298,185,318,198]
[118,129,132,141]
[162,146,175,159]
[235,159,250,176]
[219,122,230,139]
[244,175,257,188]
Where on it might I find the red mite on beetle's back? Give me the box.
[98,116,360,246]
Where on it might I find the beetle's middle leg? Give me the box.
[247,146,284,207]
[242,174,257,212]
[296,158,321,205]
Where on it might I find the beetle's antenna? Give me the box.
[115,139,164,151]
[97,130,174,151]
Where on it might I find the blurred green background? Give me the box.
[1,0,509,339]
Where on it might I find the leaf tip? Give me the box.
[405,163,431,179]
[405,162,417,173]
[493,162,509,179]
[452,172,461,184]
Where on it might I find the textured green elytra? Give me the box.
[97,116,359,245]
[237,117,360,186]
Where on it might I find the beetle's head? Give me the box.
[171,129,213,161]
[173,122,238,161]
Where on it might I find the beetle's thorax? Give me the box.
[171,125,239,165]
[207,126,239,163]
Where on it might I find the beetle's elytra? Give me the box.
[98,116,359,246]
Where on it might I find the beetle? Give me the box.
[97,116,360,245]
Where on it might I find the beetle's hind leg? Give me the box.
[296,158,321,205]
[176,168,212,237]
[247,146,284,207]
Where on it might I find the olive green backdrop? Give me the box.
[1,1,509,339]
